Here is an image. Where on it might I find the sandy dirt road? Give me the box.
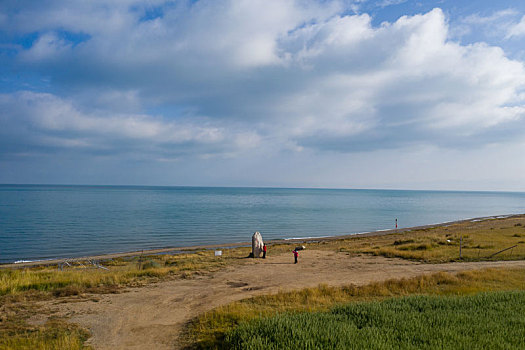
[46,251,525,349]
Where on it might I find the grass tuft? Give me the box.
[0,318,90,350]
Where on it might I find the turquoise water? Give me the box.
[0,185,524,263]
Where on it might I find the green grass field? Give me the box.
[224,291,525,349]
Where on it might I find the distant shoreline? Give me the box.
[2,183,524,193]
[2,213,521,269]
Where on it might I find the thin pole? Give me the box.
[459,235,462,259]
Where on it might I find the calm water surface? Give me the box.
[1,185,524,263]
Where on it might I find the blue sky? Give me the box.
[1,0,525,190]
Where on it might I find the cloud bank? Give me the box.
[1,1,524,187]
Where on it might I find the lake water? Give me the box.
[1,185,524,263]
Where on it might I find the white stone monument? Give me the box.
[252,231,264,258]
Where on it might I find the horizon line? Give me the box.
[1,183,524,194]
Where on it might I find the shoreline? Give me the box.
[2,213,522,269]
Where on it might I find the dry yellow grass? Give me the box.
[0,290,91,350]
[360,215,525,262]
[270,215,525,263]
[0,320,90,350]
[0,249,252,297]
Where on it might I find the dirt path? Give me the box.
[48,251,525,349]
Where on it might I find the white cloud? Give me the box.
[2,3,525,158]
[452,9,519,42]
[507,15,525,38]
[269,8,525,148]
[5,0,343,69]
[378,0,408,8]
[20,33,73,61]
[463,9,517,25]
[0,91,260,157]
[0,0,142,35]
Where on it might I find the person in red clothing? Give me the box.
[293,249,298,264]
[263,244,267,259]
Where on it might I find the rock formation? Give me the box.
[252,231,264,258]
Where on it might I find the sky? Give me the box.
[1,0,525,191]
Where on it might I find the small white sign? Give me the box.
[215,250,222,256]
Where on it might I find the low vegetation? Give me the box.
[0,249,251,296]
[188,267,525,348]
[0,318,90,350]
[224,291,525,349]
[0,292,90,350]
[290,215,525,263]
[0,249,249,350]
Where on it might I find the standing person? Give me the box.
[293,249,298,264]
[263,244,267,259]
